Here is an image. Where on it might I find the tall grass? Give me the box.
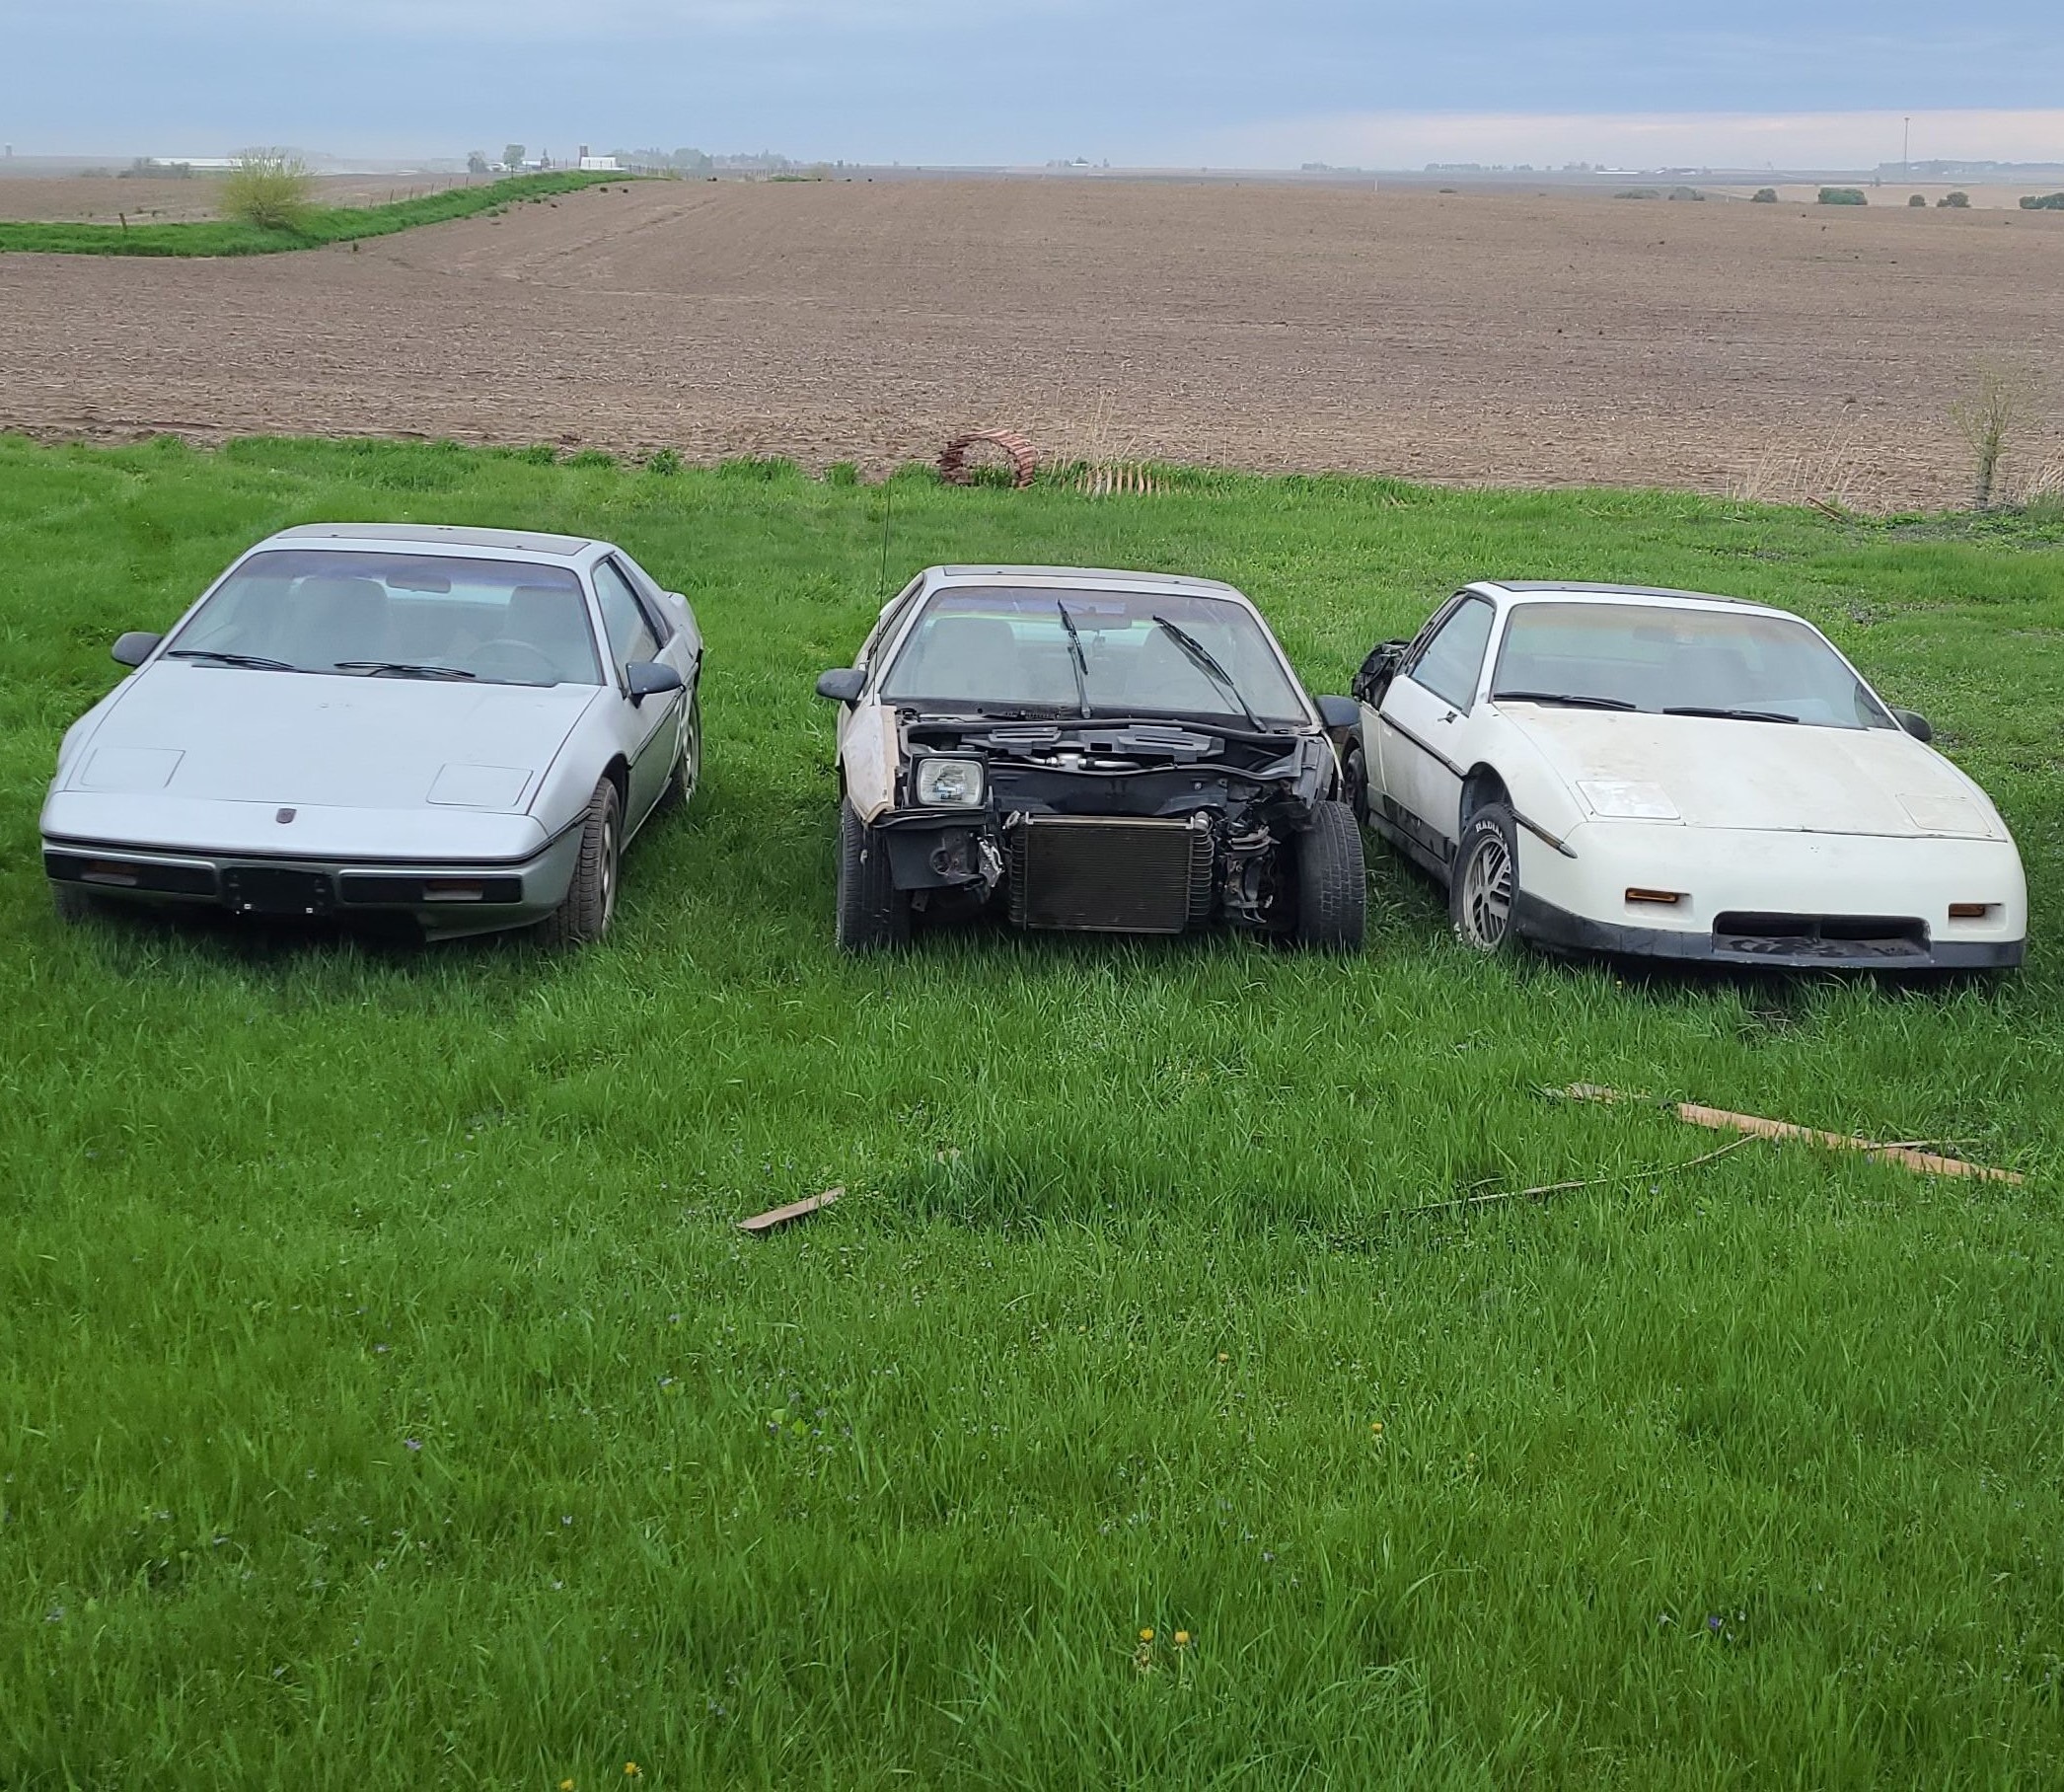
[1,435,2061,1787]
[0,171,626,258]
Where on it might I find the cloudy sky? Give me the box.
[5,1,2060,169]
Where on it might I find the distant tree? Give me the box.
[503,144,526,173]
[1751,187,1778,202]
[467,151,490,177]
[1817,187,1868,205]
[1939,190,1970,208]
[222,151,313,231]
[1908,192,1927,206]
[671,147,712,173]
[2020,191,2064,210]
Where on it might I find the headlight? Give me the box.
[915,756,986,807]
[1577,779,1680,821]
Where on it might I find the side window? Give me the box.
[614,554,675,641]
[592,559,660,676]
[1406,597,1495,710]
[861,579,926,666]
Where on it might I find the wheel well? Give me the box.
[602,756,630,809]
[1459,766,1509,825]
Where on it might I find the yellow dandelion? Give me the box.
[1369,1421,1383,1435]
[561,1782,575,1791]
[1173,1630,1192,1647]
[1216,1352,1229,1363]
[625,1765,641,1778]
[1139,1627,1154,1643]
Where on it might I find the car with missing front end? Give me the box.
[1337,581,2026,971]
[815,565,1365,951]
[41,523,703,946]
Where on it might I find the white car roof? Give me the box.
[1472,580,1792,619]
[262,523,600,560]
[923,564,1250,604]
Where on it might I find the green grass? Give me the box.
[0,173,627,258]
[4,433,2063,1788]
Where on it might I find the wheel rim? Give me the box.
[599,811,619,927]
[679,700,700,801]
[1458,832,1513,950]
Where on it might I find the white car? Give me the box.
[1340,581,2027,970]
[41,523,703,945]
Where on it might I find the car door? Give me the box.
[591,556,680,823]
[1375,593,1496,869]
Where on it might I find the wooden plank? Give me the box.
[737,1186,843,1234]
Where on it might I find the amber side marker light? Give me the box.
[1948,902,1996,920]
[423,880,486,903]
[82,861,140,887]
[1625,888,1684,906]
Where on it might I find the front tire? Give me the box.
[836,798,910,953]
[538,778,622,948]
[1292,800,1366,950]
[1450,802,1519,954]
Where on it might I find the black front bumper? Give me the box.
[1513,893,2024,971]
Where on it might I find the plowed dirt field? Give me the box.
[5,177,2061,507]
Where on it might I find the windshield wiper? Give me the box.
[1055,601,1093,718]
[164,648,298,672]
[1493,690,1636,710]
[1150,615,1268,733]
[1662,705,1798,724]
[333,660,476,681]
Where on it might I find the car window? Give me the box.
[1406,596,1495,709]
[613,554,676,640]
[592,559,661,675]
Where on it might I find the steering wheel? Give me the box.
[468,638,562,683]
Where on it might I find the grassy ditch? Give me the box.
[2,435,2062,1787]
[0,171,627,258]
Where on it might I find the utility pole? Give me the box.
[1903,115,1911,180]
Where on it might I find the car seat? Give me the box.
[293,577,392,670]
[506,584,602,684]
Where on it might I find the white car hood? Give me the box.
[68,664,600,812]
[1503,707,2007,841]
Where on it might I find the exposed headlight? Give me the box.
[1578,779,1680,821]
[915,756,986,807]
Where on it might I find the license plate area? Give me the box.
[222,866,335,917]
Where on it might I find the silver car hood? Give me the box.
[63,663,601,811]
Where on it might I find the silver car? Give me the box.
[40,523,703,945]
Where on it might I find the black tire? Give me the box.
[657,686,701,813]
[836,797,909,953]
[1340,740,1371,827]
[538,777,622,948]
[1292,800,1366,950]
[1450,802,1519,954]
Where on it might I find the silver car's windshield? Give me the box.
[877,586,1309,725]
[166,550,604,687]
[1492,602,1897,730]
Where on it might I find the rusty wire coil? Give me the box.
[937,429,1039,488]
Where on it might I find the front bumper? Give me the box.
[42,829,585,938]
[1513,821,2027,971]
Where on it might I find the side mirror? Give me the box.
[625,660,685,704]
[815,666,865,703]
[1315,695,1362,731]
[1350,639,1410,708]
[1892,708,1933,743]
[111,631,163,668]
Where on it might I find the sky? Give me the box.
[4,1,2061,169]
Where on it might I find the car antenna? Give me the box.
[876,473,895,599]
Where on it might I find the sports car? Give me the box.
[1340,581,2026,970]
[814,564,1365,950]
[41,523,702,945]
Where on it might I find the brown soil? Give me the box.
[3,178,2060,508]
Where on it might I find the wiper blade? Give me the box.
[333,660,477,681]
[1493,690,1636,711]
[1150,615,1268,733]
[1055,600,1093,718]
[164,648,297,672]
[1662,705,1798,724]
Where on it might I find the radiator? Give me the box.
[1008,817,1213,933]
